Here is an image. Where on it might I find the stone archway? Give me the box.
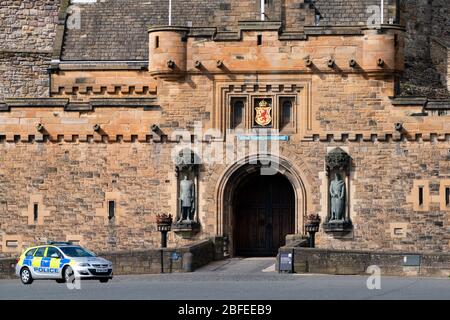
[215,154,311,256]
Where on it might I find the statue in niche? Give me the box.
[178,175,195,223]
[329,172,346,221]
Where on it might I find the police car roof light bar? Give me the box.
[47,241,73,245]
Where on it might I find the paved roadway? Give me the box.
[1,258,450,300]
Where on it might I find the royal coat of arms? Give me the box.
[254,100,272,126]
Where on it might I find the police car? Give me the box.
[15,242,113,285]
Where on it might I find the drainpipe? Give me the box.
[261,0,265,21]
[169,0,172,26]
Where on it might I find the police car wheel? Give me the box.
[63,266,75,283]
[99,279,109,283]
[20,268,33,285]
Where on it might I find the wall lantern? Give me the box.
[305,214,321,248]
[156,214,173,248]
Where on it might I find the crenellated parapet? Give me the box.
[147,23,405,81]
[50,70,158,101]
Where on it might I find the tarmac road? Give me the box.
[1,258,450,300]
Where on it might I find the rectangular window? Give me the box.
[6,240,18,248]
[446,187,450,207]
[33,203,38,223]
[257,35,262,46]
[230,98,246,129]
[108,201,115,220]
[155,36,159,49]
[418,186,424,206]
[279,97,295,130]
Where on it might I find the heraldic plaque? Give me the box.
[253,98,273,127]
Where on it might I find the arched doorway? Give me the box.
[234,172,295,256]
[215,154,312,257]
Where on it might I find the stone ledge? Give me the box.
[0,98,160,112]
[304,25,363,36]
[390,96,427,106]
[278,32,308,41]
[278,247,450,277]
[0,49,52,55]
[390,97,450,109]
[425,100,450,110]
[4,98,69,108]
[237,21,283,31]
[57,61,148,71]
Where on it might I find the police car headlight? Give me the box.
[78,263,91,267]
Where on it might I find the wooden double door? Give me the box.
[234,173,295,256]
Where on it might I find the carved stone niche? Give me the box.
[323,147,353,236]
[172,149,201,237]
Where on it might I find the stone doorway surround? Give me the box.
[215,154,312,256]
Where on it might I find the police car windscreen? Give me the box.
[60,246,95,257]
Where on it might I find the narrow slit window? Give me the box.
[155,36,159,49]
[231,99,245,129]
[418,186,424,206]
[33,203,38,223]
[6,240,18,248]
[446,187,450,207]
[257,35,262,46]
[279,97,295,130]
[281,100,293,129]
[108,201,115,220]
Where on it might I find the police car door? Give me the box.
[31,247,47,278]
[44,247,62,278]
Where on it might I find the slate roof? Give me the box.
[60,0,389,61]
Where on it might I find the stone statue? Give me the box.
[330,172,345,221]
[178,175,195,223]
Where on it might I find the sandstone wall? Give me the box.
[2,131,450,257]
[1,67,450,257]
[400,0,450,98]
[0,0,60,101]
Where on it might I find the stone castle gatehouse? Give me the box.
[1,0,450,257]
